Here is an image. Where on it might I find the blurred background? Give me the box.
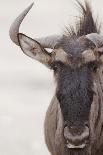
[0,0,103,154]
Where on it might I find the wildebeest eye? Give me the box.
[88,61,99,72]
[52,64,58,72]
[50,61,64,72]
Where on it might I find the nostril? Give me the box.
[83,125,90,140]
[84,122,89,128]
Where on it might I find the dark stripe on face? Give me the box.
[56,64,93,127]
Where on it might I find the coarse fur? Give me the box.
[56,64,93,125]
[65,0,100,37]
[56,0,100,54]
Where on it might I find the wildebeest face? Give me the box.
[50,36,102,149]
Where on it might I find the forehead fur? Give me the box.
[53,36,97,66]
[56,36,96,57]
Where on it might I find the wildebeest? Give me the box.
[9,1,103,155]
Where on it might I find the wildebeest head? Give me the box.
[9,1,103,152]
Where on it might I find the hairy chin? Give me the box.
[68,148,90,155]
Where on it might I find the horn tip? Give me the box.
[30,2,34,8]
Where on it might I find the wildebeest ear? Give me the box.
[18,33,52,67]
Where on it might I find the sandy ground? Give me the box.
[0,0,103,154]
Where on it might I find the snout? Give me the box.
[64,125,89,149]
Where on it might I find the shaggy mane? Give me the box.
[65,0,101,37]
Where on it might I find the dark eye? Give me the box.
[88,61,99,72]
[92,65,98,72]
[51,62,59,72]
[50,61,63,72]
[52,64,58,72]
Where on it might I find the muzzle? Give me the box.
[64,125,89,149]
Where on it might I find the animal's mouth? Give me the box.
[66,141,86,149]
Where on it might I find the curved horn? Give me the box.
[86,33,103,47]
[9,3,62,48]
[9,3,34,46]
[35,35,62,48]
